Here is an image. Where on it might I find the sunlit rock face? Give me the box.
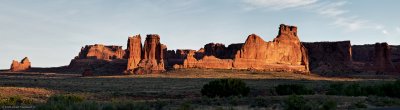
[126,34,142,70]
[10,57,31,72]
[171,24,310,73]
[134,34,167,74]
[76,44,126,60]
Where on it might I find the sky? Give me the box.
[1,0,399,69]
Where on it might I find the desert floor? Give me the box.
[1,69,399,109]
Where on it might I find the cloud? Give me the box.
[396,27,400,32]
[243,0,318,10]
[242,0,388,33]
[332,17,369,31]
[316,1,348,17]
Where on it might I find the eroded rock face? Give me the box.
[126,35,142,70]
[172,24,310,73]
[69,44,128,75]
[76,44,125,60]
[135,34,166,74]
[233,24,309,72]
[10,57,31,72]
[303,41,353,72]
[374,43,397,72]
[351,43,397,73]
[391,45,400,72]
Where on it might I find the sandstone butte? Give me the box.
[172,24,309,73]
[11,24,400,75]
[10,57,31,72]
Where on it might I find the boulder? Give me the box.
[10,57,31,72]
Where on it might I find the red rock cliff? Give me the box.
[233,24,309,72]
[76,44,125,60]
[374,43,397,72]
[126,35,142,70]
[135,34,166,74]
[303,41,353,72]
[171,24,309,73]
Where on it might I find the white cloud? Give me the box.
[317,1,348,17]
[396,27,400,32]
[243,0,318,10]
[331,17,369,31]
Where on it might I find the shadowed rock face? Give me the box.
[10,57,31,72]
[126,35,142,70]
[69,44,127,75]
[171,24,310,73]
[374,43,397,72]
[303,41,353,72]
[76,44,125,60]
[303,41,399,74]
[351,43,398,73]
[391,46,400,72]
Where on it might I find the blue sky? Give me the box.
[1,0,399,69]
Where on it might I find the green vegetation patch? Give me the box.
[201,79,250,98]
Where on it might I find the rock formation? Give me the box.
[233,24,309,72]
[66,23,400,75]
[134,34,167,74]
[76,44,125,60]
[10,57,31,72]
[391,45,400,72]
[172,24,310,73]
[303,41,353,72]
[373,43,397,72]
[69,44,128,75]
[351,43,397,73]
[126,35,142,70]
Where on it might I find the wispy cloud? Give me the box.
[332,17,369,31]
[316,1,348,17]
[243,0,318,10]
[242,0,387,35]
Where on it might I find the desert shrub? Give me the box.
[321,100,337,110]
[283,95,311,110]
[284,95,337,110]
[201,79,250,98]
[0,95,33,106]
[274,84,314,95]
[47,94,85,105]
[326,83,345,95]
[327,80,400,98]
[35,94,86,110]
[367,96,400,107]
[178,102,193,110]
[344,84,363,96]
[250,97,269,107]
